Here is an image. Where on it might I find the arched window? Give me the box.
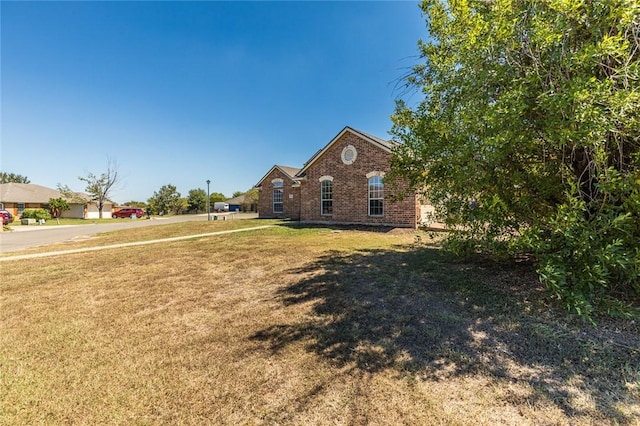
[368,176,384,216]
[272,180,284,213]
[320,177,333,216]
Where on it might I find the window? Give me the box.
[321,179,333,215]
[368,176,384,216]
[341,145,357,165]
[273,180,284,213]
[17,203,25,216]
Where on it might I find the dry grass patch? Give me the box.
[0,219,279,258]
[1,223,639,425]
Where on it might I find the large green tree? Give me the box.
[147,184,182,215]
[0,172,30,184]
[187,188,207,213]
[209,192,227,204]
[121,200,147,209]
[390,0,639,317]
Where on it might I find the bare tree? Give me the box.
[79,159,120,219]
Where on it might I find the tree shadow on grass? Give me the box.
[251,246,640,423]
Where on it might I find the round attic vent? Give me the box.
[341,145,357,165]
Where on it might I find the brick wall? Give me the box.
[299,132,418,228]
[257,169,301,220]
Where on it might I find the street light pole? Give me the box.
[206,179,211,221]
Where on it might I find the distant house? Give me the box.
[0,183,114,219]
[255,126,433,228]
[225,192,258,213]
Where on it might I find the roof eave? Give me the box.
[254,165,300,188]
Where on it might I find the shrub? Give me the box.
[21,209,51,220]
[521,179,640,320]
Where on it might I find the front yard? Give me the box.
[1,221,638,424]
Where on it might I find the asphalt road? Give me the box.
[0,213,258,253]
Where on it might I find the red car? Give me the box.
[112,208,144,218]
[0,210,14,225]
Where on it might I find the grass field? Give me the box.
[1,220,639,425]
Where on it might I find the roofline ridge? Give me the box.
[296,126,392,176]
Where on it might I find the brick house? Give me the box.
[255,126,432,228]
[255,165,302,220]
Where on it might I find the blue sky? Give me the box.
[1,1,426,204]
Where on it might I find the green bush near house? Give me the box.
[20,209,52,221]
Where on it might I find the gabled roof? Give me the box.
[226,195,243,204]
[296,126,398,177]
[349,127,399,150]
[276,165,302,178]
[254,165,302,188]
[226,194,246,204]
[0,183,107,205]
[0,183,63,203]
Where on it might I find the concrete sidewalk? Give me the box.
[5,224,81,232]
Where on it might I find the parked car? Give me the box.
[112,208,144,218]
[0,210,14,225]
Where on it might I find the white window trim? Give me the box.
[273,188,284,213]
[320,178,333,216]
[341,145,357,165]
[272,179,284,213]
[366,171,385,179]
[368,175,384,217]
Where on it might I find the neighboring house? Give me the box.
[255,126,433,228]
[0,183,114,219]
[225,192,258,213]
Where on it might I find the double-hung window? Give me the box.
[320,178,333,215]
[368,176,384,216]
[273,181,284,213]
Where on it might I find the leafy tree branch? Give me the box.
[390,0,640,319]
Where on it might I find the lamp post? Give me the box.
[206,179,211,221]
